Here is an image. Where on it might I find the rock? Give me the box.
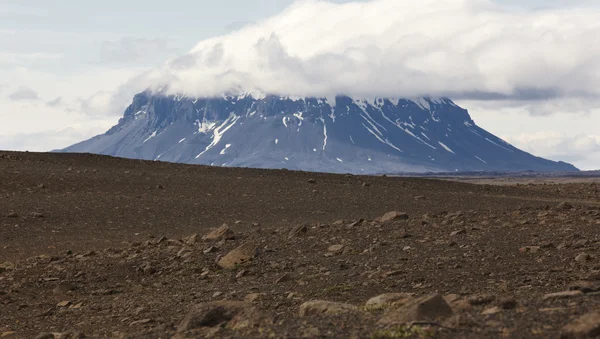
[53,282,77,294]
[557,202,574,210]
[327,244,344,253]
[0,261,15,273]
[6,212,18,218]
[468,294,496,306]
[1,332,17,338]
[365,293,414,307]
[203,246,219,254]
[33,334,55,339]
[308,179,317,184]
[244,293,264,303]
[31,212,45,218]
[568,281,599,294]
[482,306,502,316]
[177,301,272,332]
[498,298,518,310]
[289,224,308,238]
[184,234,199,245]
[130,319,153,326]
[57,301,72,308]
[443,294,472,312]
[203,224,235,241]
[542,291,584,301]
[519,246,541,254]
[450,229,467,236]
[217,243,258,269]
[561,311,600,338]
[378,294,454,326]
[575,253,592,263]
[378,211,409,223]
[299,300,360,317]
[275,273,293,284]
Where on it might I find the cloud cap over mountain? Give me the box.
[141,0,600,100]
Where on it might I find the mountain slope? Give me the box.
[63,91,577,174]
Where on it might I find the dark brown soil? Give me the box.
[1,151,599,338]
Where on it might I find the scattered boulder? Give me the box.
[365,293,414,308]
[275,273,293,284]
[378,211,409,223]
[203,224,235,241]
[289,224,308,238]
[557,202,573,210]
[468,294,496,306]
[299,300,360,317]
[184,234,199,246]
[217,243,258,270]
[443,294,472,312]
[542,291,584,301]
[482,306,502,316]
[378,294,454,326]
[450,229,467,236]
[327,244,344,254]
[53,282,77,295]
[575,253,592,263]
[561,311,600,338]
[519,246,541,254]
[0,262,15,273]
[498,298,518,310]
[177,301,272,332]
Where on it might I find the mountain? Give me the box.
[63,91,578,174]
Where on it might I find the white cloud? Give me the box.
[504,132,600,170]
[8,87,39,101]
[141,0,600,100]
[98,37,178,65]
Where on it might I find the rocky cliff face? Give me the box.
[63,91,577,174]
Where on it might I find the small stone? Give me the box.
[244,293,264,302]
[212,291,223,298]
[31,212,45,218]
[575,253,591,263]
[327,244,344,253]
[203,246,218,254]
[468,294,496,306]
[308,179,317,184]
[130,319,152,326]
[568,281,598,294]
[299,300,359,317]
[482,306,502,316]
[53,282,77,294]
[450,229,467,236]
[289,224,308,238]
[235,269,248,279]
[184,234,199,245]
[1,332,17,338]
[519,246,541,254]
[33,334,55,339]
[275,273,293,284]
[203,224,235,241]
[57,301,72,308]
[378,211,409,223]
[542,290,584,301]
[561,311,600,338]
[217,243,258,270]
[6,212,18,218]
[499,298,518,310]
[557,202,573,210]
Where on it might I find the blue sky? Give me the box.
[1,0,600,169]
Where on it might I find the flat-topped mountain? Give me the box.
[63,91,577,174]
